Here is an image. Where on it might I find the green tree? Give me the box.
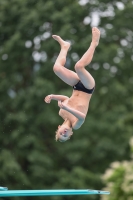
[0,0,133,200]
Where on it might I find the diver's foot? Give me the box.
[91,27,100,47]
[52,35,71,49]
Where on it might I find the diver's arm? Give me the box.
[58,101,85,120]
[52,94,69,101]
[45,94,69,103]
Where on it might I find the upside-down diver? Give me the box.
[45,27,100,142]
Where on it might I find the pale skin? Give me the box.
[45,27,100,142]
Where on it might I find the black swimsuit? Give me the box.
[73,81,95,94]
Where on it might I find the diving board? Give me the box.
[0,189,110,197]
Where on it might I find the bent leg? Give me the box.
[75,27,100,89]
[52,35,79,86]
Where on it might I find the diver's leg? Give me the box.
[53,35,79,86]
[74,27,100,89]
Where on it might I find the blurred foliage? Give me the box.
[0,0,133,200]
[101,137,133,200]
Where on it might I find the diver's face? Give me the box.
[57,125,73,142]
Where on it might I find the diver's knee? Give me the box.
[53,64,61,74]
[74,61,85,72]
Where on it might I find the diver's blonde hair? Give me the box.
[55,130,59,141]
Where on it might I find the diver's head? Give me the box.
[55,123,73,142]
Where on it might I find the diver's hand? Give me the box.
[58,101,67,109]
[58,101,86,120]
[44,94,53,103]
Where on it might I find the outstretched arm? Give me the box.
[45,94,69,103]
